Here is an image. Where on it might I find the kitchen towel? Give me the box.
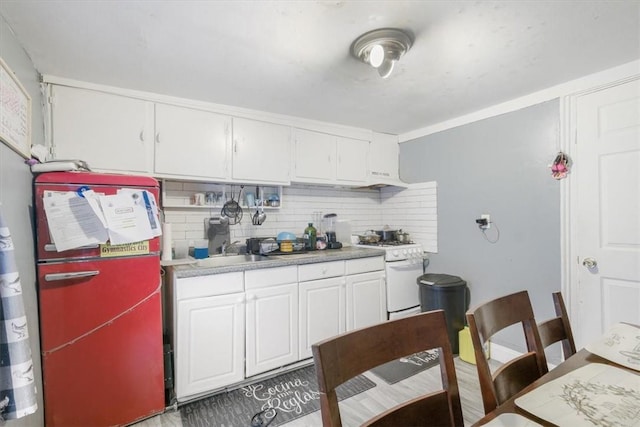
[180,364,375,426]
[0,205,38,420]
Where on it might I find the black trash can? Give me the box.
[417,273,469,354]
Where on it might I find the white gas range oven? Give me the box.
[356,241,425,319]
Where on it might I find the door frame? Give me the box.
[559,74,640,337]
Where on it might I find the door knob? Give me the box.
[582,257,598,269]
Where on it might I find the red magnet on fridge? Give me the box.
[550,152,570,180]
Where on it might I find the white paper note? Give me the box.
[42,191,109,251]
[99,193,154,245]
[117,189,162,237]
[515,363,640,426]
[586,323,640,371]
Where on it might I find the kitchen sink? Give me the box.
[195,254,270,267]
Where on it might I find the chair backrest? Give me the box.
[538,291,577,360]
[466,290,549,415]
[312,310,464,427]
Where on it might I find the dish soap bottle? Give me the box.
[303,223,317,251]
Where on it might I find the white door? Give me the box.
[299,277,346,359]
[245,283,298,376]
[155,103,230,180]
[346,271,386,331]
[175,293,245,401]
[573,78,640,347]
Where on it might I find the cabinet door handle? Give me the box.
[246,293,255,301]
[234,139,238,153]
[155,133,160,144]
[236,296,245,304]
[139,130,145,142]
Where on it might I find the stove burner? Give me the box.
[359,240,414,247]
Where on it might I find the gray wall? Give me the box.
[400,101,562,363]
[1,15,44,426]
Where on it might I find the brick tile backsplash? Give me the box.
[161,180,437,254]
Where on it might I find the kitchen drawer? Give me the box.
[176,272,244,300]
[245,266,297,289]
[299,261,345,282]
[345,256,384,275]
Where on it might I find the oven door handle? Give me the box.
[386,262,422,271]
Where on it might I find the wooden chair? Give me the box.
[538,291,577,360]
[312,310,464,427]
[466,290,549,415]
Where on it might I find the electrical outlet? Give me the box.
[481,214,491,229]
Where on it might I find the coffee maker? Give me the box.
[323,213,343,249]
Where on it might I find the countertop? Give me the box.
[168,246,385,278]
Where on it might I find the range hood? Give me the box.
[363,172,409,189]
[366,131,408,188]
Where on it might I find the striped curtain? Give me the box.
[0,206,37,420]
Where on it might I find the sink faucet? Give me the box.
[222,240,241,255]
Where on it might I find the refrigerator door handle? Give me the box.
[45,271,100,281]
[44,243,100,252]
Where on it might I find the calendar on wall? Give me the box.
[0,56,31,158]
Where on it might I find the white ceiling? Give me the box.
[1,1,639,135]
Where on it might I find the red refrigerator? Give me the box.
[34,172,165,426]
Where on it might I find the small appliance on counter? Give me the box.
[206,217,230,255]
[322,213,343,249]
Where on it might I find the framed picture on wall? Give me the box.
[0,56,31,159]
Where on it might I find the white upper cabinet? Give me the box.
[50,86,154,173]
[292,128,335,183]
[336,136,369,184]
[292,128,369,186]
[154,103,230,180]
[368,132,403,185]
[232,117,291,185]
[46,82,383,186]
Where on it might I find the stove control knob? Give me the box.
[402,249,408,256]
[392,250,399,258]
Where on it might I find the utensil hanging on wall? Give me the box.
[252,200,266,226]
[221,185,244,225]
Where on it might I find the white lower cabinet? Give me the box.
[174,272,244,402]
[345,257,386,331]
[173,256,384,401]
[299,276,346,359]
[245,266,299,377]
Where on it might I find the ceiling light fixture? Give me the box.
[351,28,413,79]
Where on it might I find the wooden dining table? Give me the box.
[472,347,640,426]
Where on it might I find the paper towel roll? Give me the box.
[161,223,172,261]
